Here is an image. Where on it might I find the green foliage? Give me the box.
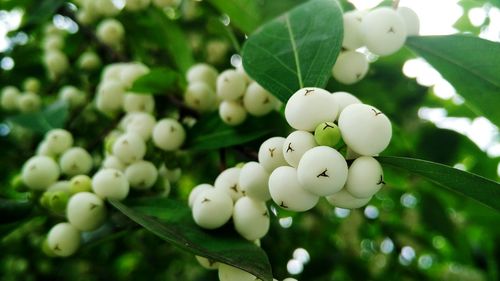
[7,101,69,135]
[129,68,178,94]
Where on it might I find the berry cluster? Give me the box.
[332,6,419,84]
[1,78,42,113]
[185,63,279,126]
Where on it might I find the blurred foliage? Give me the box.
[0,0,499,281]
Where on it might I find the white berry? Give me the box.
[397,7,420,36]
[233,197,270,241]
[188,184,214,208]
[96,19,124,47]
[214,167,243,202]
[331,91,362,116]
[112,132,147,164]
[361,7,407,56]
[216,69,246,101]
[345,156,384,198]
[192,188,233,229]
[152,118,186,151]
[92,168,130,200]
[219,100,247,126]
[66,192,107,231]
[283,131,317,168]
[332,51,369,84]
[124,112,156,141]
[239,161,271,201]
[218,263,256,281]
[123,93,155,113]
[17,92,41,113]
[59,147,93,176]
[326,189,372,209]
[102,155,126,171]
[59,86,86,107]
[184,82,216,112]
[258,137,288,173]
[22,156,60,190]
[1,86,20,110]
[125,160,158,190]
[243,82,277,116]
[195,255,219,270]
[342,10,366,50]
[186,63,218,89]
[47,223,80,257]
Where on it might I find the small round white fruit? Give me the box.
[239,161,271,201]
[325,189,372,209]
[17,92,41,113]
[331,91,362,116]
[125,160,158,190]
[124,112,156,141]
[342,10,366,50]
[192,188,233,229]
[282,131,317,168]
[66,192,107,231]
[59,86,86,108]
[44,50,69,76]
[345,156,384,198]
[184,82,216,112]
[332,51,369,84]
[284,87,338,131]
[78,51,101,70]
[195,255,219,270]
[22,156,60,190]
[297,146,348,196]
[218,263,256,281]
[397,7,420,36]
[45,129,74,155]
[112,133,147,164]
[186,63,218,89]
[96,19,124,47]
[268,166,319,212]
[258,137,288,173]
[152,118,186,151]
[233,197,270,241]
[219,100,247,126]
[214,167,243,202]
[123,93,155,113]
[95,80,125,113]
[243,82,277,116]
[361,7,407,56]
[47,223,81,257]
[23,77,41,93]
[338,103,392,156]
[59,147,93,176]
[1,86,20,110]
[188,184,214,208]
[216,69,246,101]
[102,155,126,171]
[92,168,130,200]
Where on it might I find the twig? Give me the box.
[392,0,400,9]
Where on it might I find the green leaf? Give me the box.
[185,112,286,151]
[109,198,273,281]
[208,0,261,34]
[7,101,69,134]
[0,199,33,224]
[406,35,500,126]
[378,156,500,211]
[242,0,343,102]
[22,0,66,30]
[129,67,178,94]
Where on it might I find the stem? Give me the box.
[392,0,400,9]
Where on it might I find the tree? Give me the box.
[0,0,499,280]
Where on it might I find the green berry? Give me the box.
[48,191,69,214]
[314,122,341,147]
[69,175,92,194]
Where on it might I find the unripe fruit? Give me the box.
[219,100,247,126]
[1,86,20,110]
[93,0,120,16]
[218,263,256,281]
[361,7,407,56]
[342,10,366,50]
[78,51,101,70]
[192,188,233,229]
[332,51,369,84]
[124,112,156,141]
[331,91,362,116]
[195,255,219,270]
[69,175,92,194]
[23,77,41,93]
[47,190,70,213]
[44,50,69,76]
[92,168,130,200]
[43,35,64,51]
[184,82,216,112]
[216,69,246,101]
[76,9,96,25]
[345,156,384,198]
[283,131,317,168]
[233,197,270,241]
[59,147,93,176]
[268,166,319,212]
[112,133,147,164]
[214,167,243,202]
[188,184,213,208]
[186,63,218,89]
[47,223,81,257]
[297,146,348,196]
[397,7,420,36]
[338,104,392,156]
[45,129,74,155]
[125,160,158,190]
[325,189,372,209]
[96,19,124,47]
[96,80,125,113]
[285,87,338,131]
[22,156,60,190]
[67,192,107,231]
[314,122,341,147]
[152,118,186,151]
[102,155,126,171]
[123,93,155,113]
[238,161,271,201]
[59,86,86,107]
[258,137,288,173]
[243,82,277,116]
[17,92,41,113]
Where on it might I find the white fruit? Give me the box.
[112,132,147,164]
[66,192,107,231]
[96,19,124,46]
[326,189,371,209]
[36,141,56,157]
[332,51,369,84]
[92,168,130,200]
[152,118,185,151]
[188,184,213,208]
[102,155,126,171]
[17,92,41,113]
[216,69,246,101]
[192,188,233,229]
[345,156,384,198]
[96,80,125,113]
[236,63,252,84]
[219,100,247,126]
[123,92,155,113]
[23,77,41,93]
[1,86,20,110]
[338,104,392,156]
[186,63,218,89]
[152,0,180,8]
[218,263,256,281]
[297,146,348,196]
[258,137,288,173]
[331,91,362,116]
[59,147,93,176]
[76,9,96,25]
[214,167,243,202]
[124,112,156,141]
[125,0,151,11]
[59,86,86,107]
[239,161,270,201]
[43,35,64,51]
[195,255,219,270]
[22,156,60,190]
[185,82,216,112]
[93,0,120,16]
[47,223,80,257]
[361,7,407,56]
[397,7,420,36]
[284,87,338,131]
[125,160,158,190]
[268,166,319,212]
[233,197,270,241]
[119,63,149,87]
[283,131,317,168]
[44,50,69,76]
[102,63,127,82]
[243,82,277,116]
[78,51,101,70]
[47,180,71,193]
[342,10,366,50]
